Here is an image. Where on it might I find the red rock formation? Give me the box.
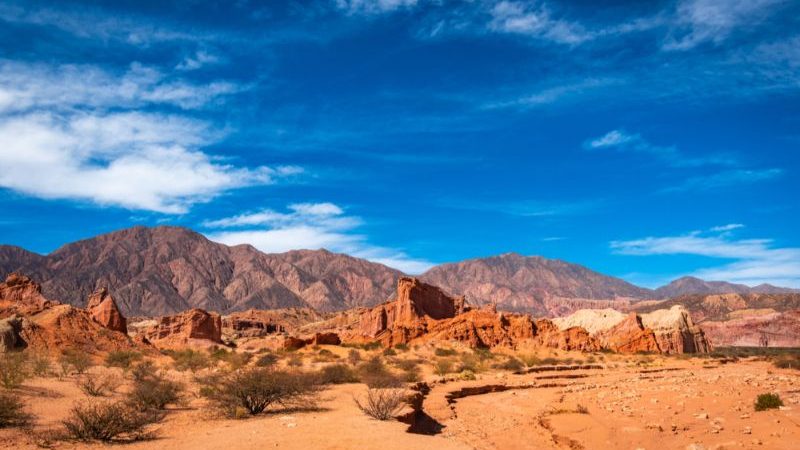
[593,313,660,353]
[143,308,222,347]
[700,311,800,347]
[0,273,57,316]
[350,277,599,351]
[86,288,127,334]
[306,332,341,346]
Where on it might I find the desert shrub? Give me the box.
[393,359,419,372]
[394,343,409,352]
[105,351,142,370]
[167,349,211,372]
[62,401,161,442]
[382,348,397,357]
[317,364,359,384]
[495,357,524,372]
[459,353,484,373]
[202,368,321,417]
[433,358,456,376]
[360,342,382,351]
[209,347,252,370]
[60,349,93,375]
[518,354,542,367]
[130,360,158,382]
[29,353,52,377]
[434,348,457,357]
[255,353,278,367]
[128,375,184,411]
[0,393,32,428]
[0,352,28,389]
[354,388,406,421]
[773,355,800,370]
[78,373,121,397]
[540,357,559,366]
[313,349,338,363]
[347,349,362,365]
[357,357,401,388]
[576,404,589,414]
[754,393,783,411]
[402,366,420,382]
[287,354,304,367]
[473,347,495,361]
[458,370,476,380]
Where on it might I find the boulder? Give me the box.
[0,273,57,316]
[640,306,711,353]
[306,332,341,346]
[0,315,23,352]
[86,288,127,334]
[595,313,661,353]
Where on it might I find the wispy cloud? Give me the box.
[585,129,736,168]
[611,225,800,287]
[335,0,418,15]
[484,78,620,110]
[661,168,783,193]
[487,0,591,45]
[441,198,602,218]
[204,202,434,274]
[663,0,783,51]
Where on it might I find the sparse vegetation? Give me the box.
[202,368,321,417]
[354,388,406,421]
[317,364,359,384]
[382,348,397,356]
[29,353,53,377]
[165,349,211,372]
[62,401,161,442]
[0,393,32,428]
[357,356,401,388]
[287,354,304,367]
[434,347,457,357]
[209,347,252,370]
[347,349,361,365]
[495,356,524,372]
[755,393,783,411]
[394,343,409,352]
[104,350,142,370]
[78,373,121,397]
[0,352,28,389]
[433,358,456,376]
[255,353,278,367]
[518,353,542,367]
[458,352,485,373]
[60,349,93,376]
[128,372,184,411]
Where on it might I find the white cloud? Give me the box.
[204,203,435,274]
[335,0,418,15]
[587,130,638,149]
[484,78,618,110]
[488,1,591,45]
[0,60,291,214]
[611,225,800,287]
[661,168,783,193]
[176,50,221,71]
[663,0,782,50]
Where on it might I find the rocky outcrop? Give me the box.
[0,273,57,316]
[553,306,710,354]
[86,288,127,334]
[350,277,599,351]
[700,311,800,347]
[222,308,322,339]
[0,315,23,352]
[142,308,222,348]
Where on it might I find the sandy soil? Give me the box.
[1,356,798,450]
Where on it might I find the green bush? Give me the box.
[78,373,121,397]
[166,349,211,372]
[382,348,397,357]
[29,353,52,377]
[433,358,456,376]
[394,343,409,352]
[128,374,184,411]
[494,357,524,372]
[60,349,93,376]
[755,393,783,411]
[105,351,142,370]
[357,357,401,388]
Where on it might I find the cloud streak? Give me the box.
[611,225,800,287]
[204,202,434,274]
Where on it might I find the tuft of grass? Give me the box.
[317,364,359,384]
[255,353,278,367]
[494,357,524,372]
[104,351,142,370]
[347,349,362,366]
[518,354,542,367]
[434,348,458,357]
[754,393,783,411]
[433,358,456,376]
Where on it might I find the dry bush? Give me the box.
[130,360,158,382]
[312,349,339,363]
[433,358,456,376]
[317,364,359,384]
[209,347,252,370]
[0,352,29,389]
[0,392,32,428]
[78,373,122,397]
[287,354,304,367]
[165,349,211,372]
[518,354,542,367]
[354,388,407,421]
[59,349,93,376]
[202,368,321,417]
[29,353,53,377]
[357,357,401,388]
[62,400,161,442]
[128,373,184,411]
[494,356,524,372]
[773,355,800,370]
[255,353,278,367]
[347,349,362,365]
[458,353,485,373]
[104,351,142,370]
[434,347,457,357]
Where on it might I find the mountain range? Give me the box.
[0,226,796,317]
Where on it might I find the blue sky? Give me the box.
[0,0,798,287]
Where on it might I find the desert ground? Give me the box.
[1,346,798,450]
